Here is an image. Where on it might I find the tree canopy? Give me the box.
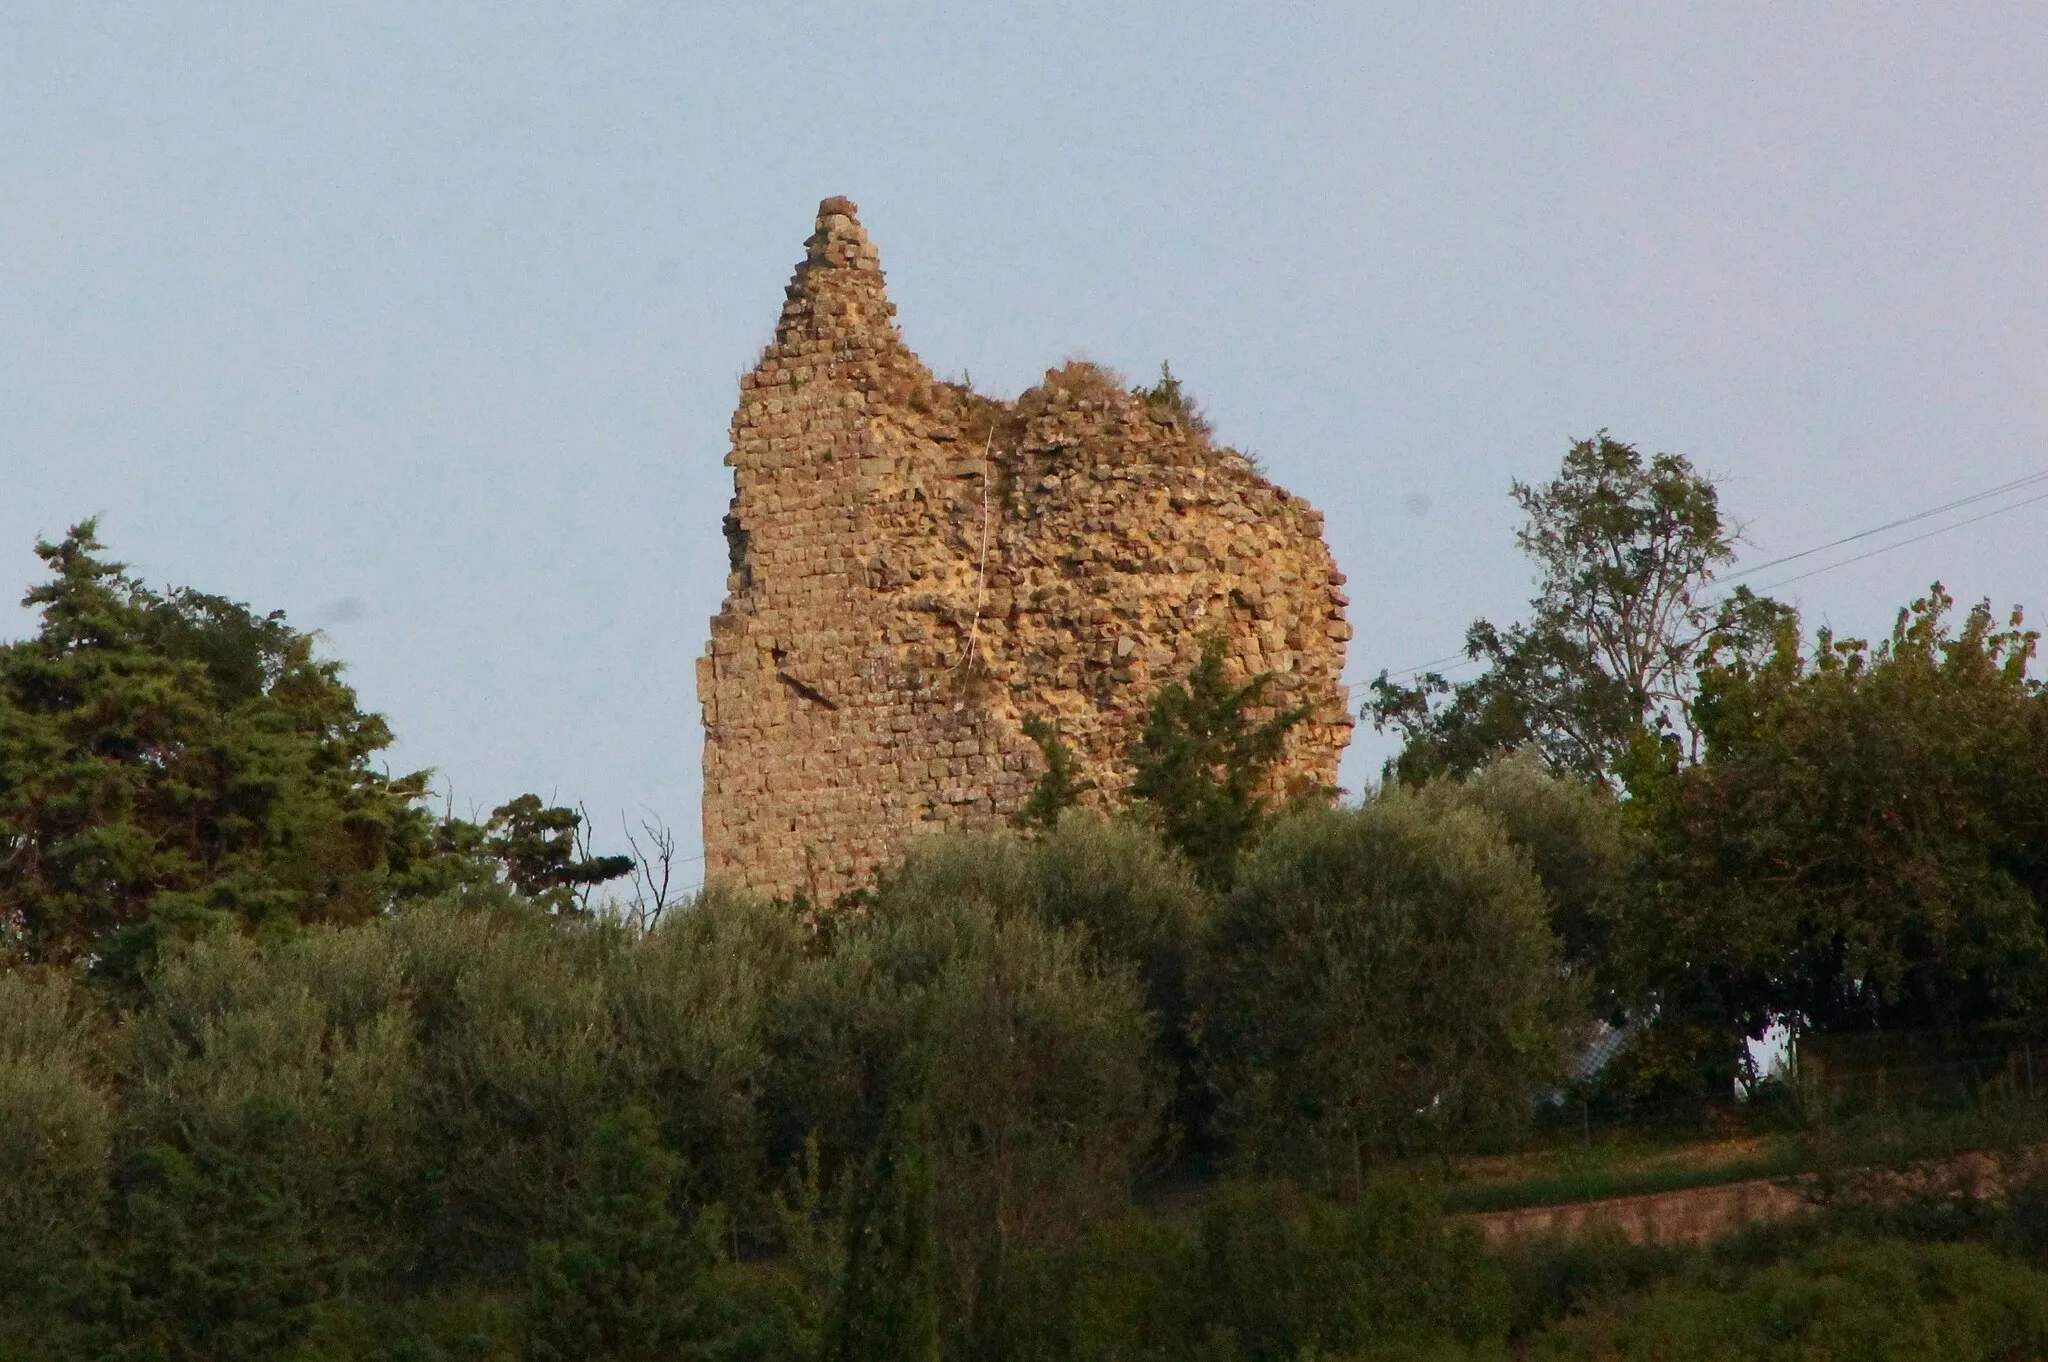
[1368,434,1788,786]
[0,522,626,967]
[1625,586,2048,1065]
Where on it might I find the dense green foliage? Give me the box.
[1614,586,2048,1094]
[0,523,443,963]
[1367,433,2048,1101]
[18,443,2048,1360]
[0,524,627,970]
[1201,797,1580,1182]
[1127,633,1313,890]
[1414,749,1633,990]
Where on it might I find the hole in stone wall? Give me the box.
[723,510,752,585]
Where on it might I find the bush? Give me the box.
[610,887,809,1215]
[1200,797,1580,1182]
[524,1105,759,1362]
[765,882,1163,1355]
[1022,815,1213,1025]
[996,1213,1212,1362]
[981,1180,1505,1362]
[1418,749,1633,984]
[391,895,629,1274]
[107,1131,325,1362]
[874,819,1213,1147]
[0,970,112,1352]
[1530,1237,2048,1361]
[921,910,1163,1345]
[1198,1179,1506,1361]
[122,925,422,1274]
[0,970,110,1262]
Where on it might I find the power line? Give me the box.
[1350,466,2048,700]
[1380,648,1473,682]
[1721,466,2048,584]
[1753,485,2048,593]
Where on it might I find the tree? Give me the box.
[1198,797,1579,1185]
[1413,750,1636,1001]
[1626,586,2048,1071]
[1127,635,1311,890]
[524,1105,747,1362]
[483,796,633,916]
[0,523,444,963]
[765,874,1161,1353]
[1367,434,1786,785]
[0,525,634,965]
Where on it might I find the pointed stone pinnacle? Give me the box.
[777,194,898,352]
[805,195,879,272]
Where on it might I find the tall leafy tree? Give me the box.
[0,523,447,963]
[1368,433,1787,785]
[1627,586,2048,1064]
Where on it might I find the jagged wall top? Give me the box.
[699,197,1353,901]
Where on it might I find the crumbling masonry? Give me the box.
[698,198,1353,901]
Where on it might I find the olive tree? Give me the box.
[1199,797,1580,1184]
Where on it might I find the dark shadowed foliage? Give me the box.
[1620,586,2048,1093]
[1200,797,1580,1183]
[1416,749,1636,1002]
[765,867,1163,1355]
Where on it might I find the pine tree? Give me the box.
[1127,636,1308,890]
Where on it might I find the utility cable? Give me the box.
[1720,466,2048,584]
[1752,484,2048,593]
[1353,465,2048,697]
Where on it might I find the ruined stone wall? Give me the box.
[697,198,1353,901]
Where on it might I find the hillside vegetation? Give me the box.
[10,433,2048,1359]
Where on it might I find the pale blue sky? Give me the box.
[7,5,2047,873]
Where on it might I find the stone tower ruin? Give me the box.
[698,197,1353,901]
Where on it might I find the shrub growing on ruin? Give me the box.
[1128,635,1312,892]
[1014,716,1082,832]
